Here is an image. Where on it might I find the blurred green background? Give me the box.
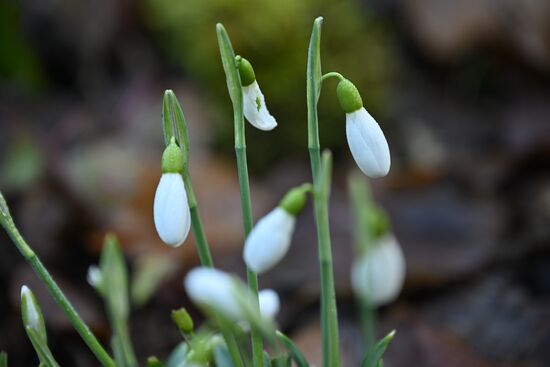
[1,0,549,366]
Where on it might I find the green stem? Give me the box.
[183,173,215,267]
[320,72,345,82]
[217,318,246,367]
[359,300,377,350]
[0,220,115,367]
[306,17,340,367]
[217,22,264,367]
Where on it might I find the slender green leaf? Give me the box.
[25,327,59,367]
[307,17,323,105]
[99,234,137,367]
[0,351,7,367]
[216,23,243,113]
[270,354,291,367]
[275,331,309,367]
[360,330,395,367]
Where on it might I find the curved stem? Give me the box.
[320,72,345,83]
[0,218,115,367]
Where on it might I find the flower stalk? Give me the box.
[216,23,264,367]
[306,16,341,367]
[0,192,115,367]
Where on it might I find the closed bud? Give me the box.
[184,267,248,320]
[171,308,194,334]
[21,286,47,343]
[351,234,406,306]
[237,56,277,131]
[258,289,280,321]
[244,207,296,274]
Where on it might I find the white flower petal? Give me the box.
[351,234,406,307]
[87,266,102,288]
[243,81,277,131]
[258,289,280,320]
[243,208,295,274]
[154,173,191,247]
[184,267,244,320]
[346,107,391,178]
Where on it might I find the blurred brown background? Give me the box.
[1,0,550,366]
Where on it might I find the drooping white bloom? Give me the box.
[21,286,42,333]
[154,173,191,247]
[346,107,391,178]
[351,234,406,307]
[244,207,295,274]
[258,289,280,320]
[184,267,245,320]
[243,80,277,131]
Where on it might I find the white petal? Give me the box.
[242,81,277,131]
[153,173,191,247]
[346,107,391,178]
[243,207,295,273]
[351,234,406,307]
[258,289,280,320]
[87,266,102,288]
[184,267,244,320]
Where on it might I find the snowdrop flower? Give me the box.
[337,79,390,178]
[351,234,406,307]
[154,137,191,247]
[258,289,280,320]
[184,267,247,320]
[236,56,277,131]
[21,286,47,341]
[244,184,310,274]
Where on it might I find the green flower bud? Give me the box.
[279,183,312,216]
[161,137,185,174]
[21,286,47,344]
[337,79,363,113]
[171,308,194,334]
[147,356,165,367]
[236,55,256,86]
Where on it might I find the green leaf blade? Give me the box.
[360,330,396,367]
[275,331,309,367]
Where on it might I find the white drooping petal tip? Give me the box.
[243,208,296,274]
[258,289,280,320]
[351,234,406,307]
[184,267,244,320]
[87,266,102,288]
[242,81,277,131]
[346,107,391,178]
[153,173,191,247]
